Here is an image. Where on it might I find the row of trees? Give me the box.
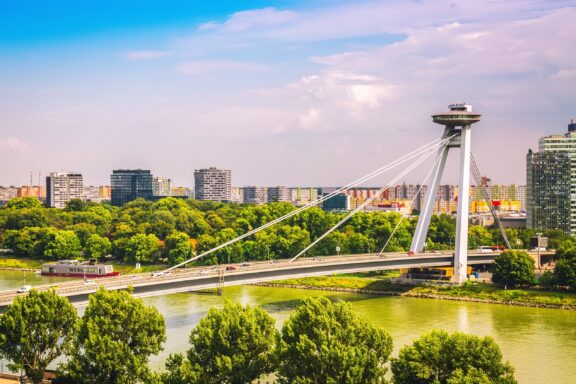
[0,289,517,384]
[3,196,570,265]
[490,249,576,290]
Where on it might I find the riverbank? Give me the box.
[0,257,41,270]
[257,275,576,310]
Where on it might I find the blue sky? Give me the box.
[1,0,575,187]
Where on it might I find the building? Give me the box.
[17,185,45,199]
[321,193,351,211]
[527,150,572,233]
[267,186,289,203]
[194,167,231,202]
[526,121,576,234]
[243,186,267,204]
[110,169,153,206]
[289,187,318,206]
[171,187,193,198]
[0,186,18,205]
[82,186,100,202]
[99,186,111,199]
[153,177,173,197]
[46,172,83,208]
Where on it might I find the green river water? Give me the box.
[1,271,575,383]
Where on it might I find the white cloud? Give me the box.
[176,59,270,74]
[198,7,296,33]
[0,138,30,152]
[126,50,173,60]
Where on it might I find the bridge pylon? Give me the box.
[410,103,481,284]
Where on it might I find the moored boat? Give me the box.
[41,260,119,278]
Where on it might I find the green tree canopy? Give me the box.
[124,233,160,263]
[391,330,517,384]
[0,290,77,384]
[62,288,166,384]
[85,234,112,260]
[44,230,82,260]
[491,250,535,288]
[278,296,393,384]
[5,196,43,210]
[182,301,279,384]
[554,254,576,289]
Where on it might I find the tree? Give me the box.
[5,196,43,210]
[555,256,576,289]
[0,290,77,384]
[182,301,279,384]
[62,288,166,384]
[85,234,112,260]
[124,233,160,263]
[65,198,86,212]
[158,353,198,383]
[391,330,517,384]
[491,250,535,288]
[44,230,82,260]
[278,296,393,384]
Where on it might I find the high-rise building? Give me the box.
[527,121,576,234]
[267,186,289,203]
[110,169,153,206]
[243,186,267,204]
[153,177,173,197]
[46,172,83,208]
[194,167,231,202]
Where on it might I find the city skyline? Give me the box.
[1,1,574,187]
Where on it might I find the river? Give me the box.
[1,271,575,383]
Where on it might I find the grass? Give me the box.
[410,283,576,307]
[271,273,410,293]
[0,255,43,269]
[267,273,576,309]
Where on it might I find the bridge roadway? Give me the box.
[0,250,553,309]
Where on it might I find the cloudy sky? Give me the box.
[1,0,575,187]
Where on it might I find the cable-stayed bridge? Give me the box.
[0,250,552,309]
[0,103,533,308]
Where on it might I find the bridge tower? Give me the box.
[410,103,481,284]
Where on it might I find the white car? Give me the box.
[17,285,32,293]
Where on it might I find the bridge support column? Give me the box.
[411,128,450,253]
[454,124,471,284]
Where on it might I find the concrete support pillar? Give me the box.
[454,125,472,283]
[410,129,450,253]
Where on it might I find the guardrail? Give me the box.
[0,250,555,307]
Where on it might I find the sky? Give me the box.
[0,0,575,188]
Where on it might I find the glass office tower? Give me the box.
[111,169,153,206]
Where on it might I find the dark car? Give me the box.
[226,266,237,271]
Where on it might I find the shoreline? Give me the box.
[0,267,39,272]
[254,282,576,311]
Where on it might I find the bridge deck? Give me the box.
[0,251,553,309]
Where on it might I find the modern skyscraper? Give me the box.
[45,172,83,208]
[153,177,173,197]
[527,121,576,234]
[110,169,153,206]
[194,167,231,202]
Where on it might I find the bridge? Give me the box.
[0,102,537,309]
[0,250,552,309]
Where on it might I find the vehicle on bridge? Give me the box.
[477,246,505,253]
[41,260,119,278]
